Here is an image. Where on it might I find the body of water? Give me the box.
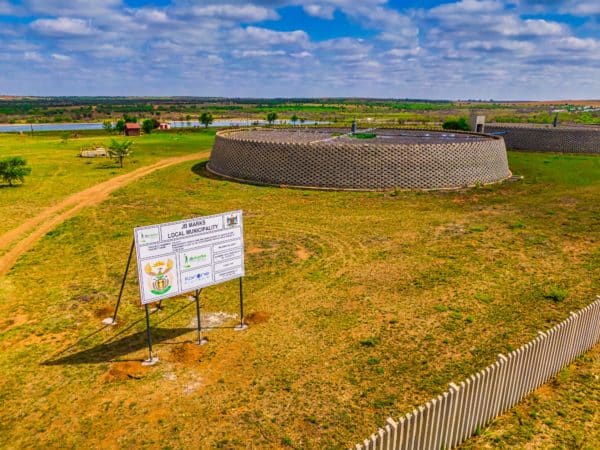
[0,119,326,133]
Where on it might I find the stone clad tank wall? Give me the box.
[486,123,600,153]
[207,129,511,190]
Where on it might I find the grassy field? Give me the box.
[0,132,598,448]
[0,130,215,235]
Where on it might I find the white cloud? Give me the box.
[23,51,43,62]
[90,44,133,58]
[185,4,278,22]
[235,26,309,46]
[30,17,95,36]
[0,0,20,15]
[291,51,312,58]
[23,0,122,17]
[51,52,71,61]
[133,8,170,24]
[207,54,224,64]
[386,47,421,58]
[0,0,597,99]
[430,0,504,16]
[303,4,335,19]
[568,2,600,15]
[232,49,286,58]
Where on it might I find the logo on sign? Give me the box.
[144,259,174,295]
[183,271,211,285]
[139,230,159,244]
[183,252,208,269]
[226,214,238,227]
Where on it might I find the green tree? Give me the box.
[442,117,470,131]
[200,112,214,128]
[0,156,32,186]
[266,112,278,125]
[115,119,126,134]
[142,119,155,134]
[108,139,133,168]
[290,114,299,125]
[103,120,113,133]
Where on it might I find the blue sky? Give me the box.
[0,0,598,99]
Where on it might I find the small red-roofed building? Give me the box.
[124,123,141,136]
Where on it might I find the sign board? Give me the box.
[134,210,244,305]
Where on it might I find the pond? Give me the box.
[0,120,327,133]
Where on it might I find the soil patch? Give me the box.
[244,311,270,325]
[168,342,204,365]
[101,361,148,383]
[295,245,311,260]
[189,311,237,329]
[94,305,115,318]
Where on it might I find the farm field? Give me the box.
[0,132,598,448]
[2,97,599,127]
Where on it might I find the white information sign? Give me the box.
[134,210,244,305]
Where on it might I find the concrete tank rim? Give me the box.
[214,127,504,149]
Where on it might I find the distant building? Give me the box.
[124,123,141,136]
[159,122,171,130]
[469,114,486,133]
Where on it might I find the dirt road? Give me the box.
[0,152,208,276]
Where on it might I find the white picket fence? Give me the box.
[355,296,600,450]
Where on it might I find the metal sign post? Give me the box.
[141,304,159,366]
[195,289,208,345]
[102,239,135,325]
[234,277,248,331]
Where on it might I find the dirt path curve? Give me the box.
[0,152,209,276]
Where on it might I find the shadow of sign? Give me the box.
[44,327,192,365]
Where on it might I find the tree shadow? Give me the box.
[95,161,119,170]
[44,327,192,365]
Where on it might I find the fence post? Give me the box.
[444,384,459,450]
[494,354,509,416]
[402,412,413,450]
[410,408,420,450]
[396,416,405,450]
[385,418,397,450]
[436,392,450,450]
[418,403,430,450]
[450,381,466,448]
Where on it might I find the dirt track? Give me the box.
[0,152,208,276]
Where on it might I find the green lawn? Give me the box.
[0,138,598,448]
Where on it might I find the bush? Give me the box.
[0,156,32,186]
[544,286,568,302]
[141,118,159,134]
[442,117,470,131]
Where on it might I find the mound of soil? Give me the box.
[94,305,115,318]
[168,342,204,365]
[101,361,148,383]
[244,311,270,325]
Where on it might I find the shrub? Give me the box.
[544,286,568,302]
[442,117,470,131]
[0,156,32,186]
